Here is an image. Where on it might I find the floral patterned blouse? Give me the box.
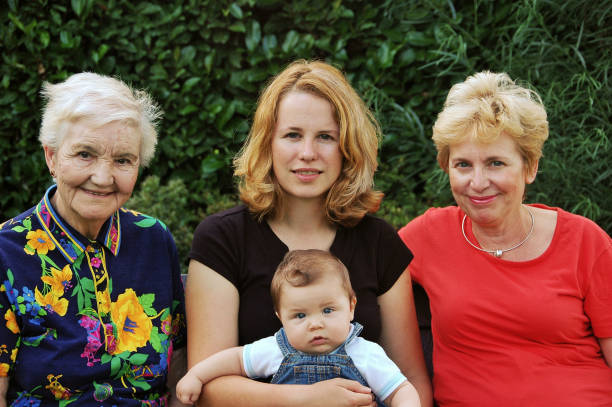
[0,185,186,406]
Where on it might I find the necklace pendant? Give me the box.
[494,249,503,258]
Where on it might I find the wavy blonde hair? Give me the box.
[234,60,382,227]
[432,71,549,172]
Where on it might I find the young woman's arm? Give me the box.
[0,377,7,407]
[378,270,433,407]
[599,337,612,368]
[186,260,375,407]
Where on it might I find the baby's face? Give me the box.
[276,274,356,354]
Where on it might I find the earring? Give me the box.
[50,170,55,178]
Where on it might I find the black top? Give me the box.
[189,205,413,345]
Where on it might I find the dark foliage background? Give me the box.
[2,0,610,270]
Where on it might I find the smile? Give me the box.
[292,170,321,175]
[83,189,112,197]
[469,195,496,204]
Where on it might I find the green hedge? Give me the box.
[2,0,610,269]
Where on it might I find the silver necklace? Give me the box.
[461,207,534,258]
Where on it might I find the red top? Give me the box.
[399,204,612,406]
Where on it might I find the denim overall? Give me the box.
[271,322,385,406]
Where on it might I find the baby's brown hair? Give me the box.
[270,249,355,313]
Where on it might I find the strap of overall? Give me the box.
[274,322,365,356]
[337,322,363,353]
[274,328,294,356]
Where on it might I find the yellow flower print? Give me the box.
[46,374,72,400]
[110,289,152,354]
[35,287,68,316]
[25,229,55,255]
[10,348,17,362]
[96,289,111,314]
[0,363,8,375]
[4,309,19,334]
[41,265,73,297]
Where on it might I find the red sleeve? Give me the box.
[582,233,612,338]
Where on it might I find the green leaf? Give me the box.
[59,395,80,407]
[245,20,261,52]
[229,22,246,33]
[128,352,149,365]
[39,31,50,48]
[262,34,277,58]
[228,3,243,19]
[40,255,60,270]
[281,30,299,53]
[59,31,75,48]
[181,46,197,64]
[110,356,121,377]
[7,13,25,32]
[80,278,95,293]
[134,218,158,228]
[71,0,86,16]
[204,52,215,73]
[138,293,155,309]
[201,155,225,177]
[150,326,162,352]
[127,374,151,391]
[183,77,201,92]
[101,353,112,364]
[179,104,198,116]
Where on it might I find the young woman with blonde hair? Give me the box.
[185,60,432,407]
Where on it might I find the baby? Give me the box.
[177,249,420,406]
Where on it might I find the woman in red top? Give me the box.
[399,71,612,406]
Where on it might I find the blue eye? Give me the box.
[318,133,334,141]
[285,132,300,139]
[295,312,306,319]
[456,161,470,168]
[491,160,504,167]
[323,307,333,314]
[78,151,91,159]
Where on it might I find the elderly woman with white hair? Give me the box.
[0,73,186,406]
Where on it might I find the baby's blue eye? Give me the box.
[295,312,306,319]
[323,307,333,314]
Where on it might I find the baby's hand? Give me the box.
[176,373,203,405]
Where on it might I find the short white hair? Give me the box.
[39,72,162,167]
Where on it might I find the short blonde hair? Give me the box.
[234,60,383,227]
[432,71,549,172]
[39,72,162,167]
[270,249,355,313]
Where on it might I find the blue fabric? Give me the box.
[0,185,186,406]
[271,322,385,406]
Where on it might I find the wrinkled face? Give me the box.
[276,273,356,354]
[271,91,343,204]
[448,132,537,227]
[44,120,141,238]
